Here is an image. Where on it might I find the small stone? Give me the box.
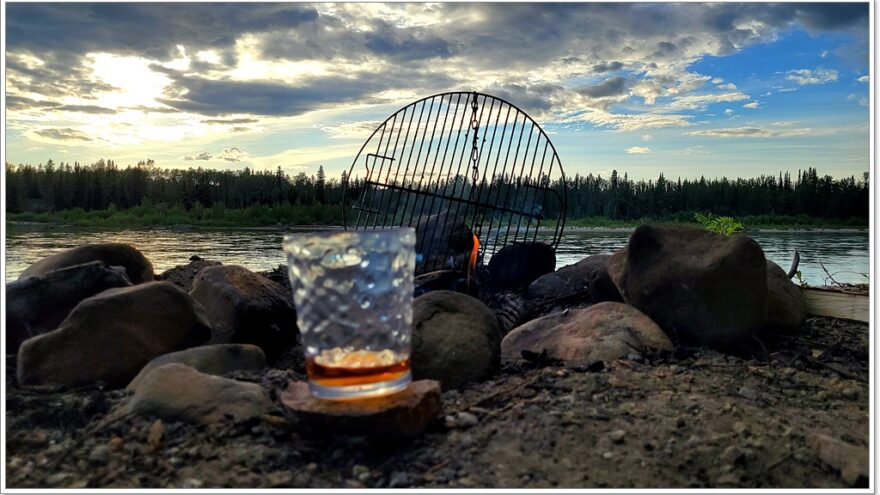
[841,388,859,400]
[733,422,749,435]
[722,446,745,465]
[88,445,108,464]
[182,478,203,488]
[46,472,72,485]
[307,462,318,472]
[280,380,442,439]
[716,473,739,485]
[456,412,479,428]
[107,436,124,452]
[389,471,412,488]
[352,465,369,477]
[608,429,626,443]
[738,387,760,401]
[808,433,868,487]
[602,451,614,459]
[147,419,165,451]
[626,353,643,362]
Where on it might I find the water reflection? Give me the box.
[5,224,869,286]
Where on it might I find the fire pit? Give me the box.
[342,91,567,275]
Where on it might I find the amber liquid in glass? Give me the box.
[306,349,410,388]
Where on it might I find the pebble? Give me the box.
[88,445,109,465]
[722,445,745,465]
[445,411,479,429]
[602,451,614,459]
[182,478,203,488]
[46,472,71,485]
[147,419,165,451]
[389,471,412,488]
[841,388,859,400]
[733,422,749,435]
[352,464,369,478]
[738,387,760,401]
[608,429,626,443]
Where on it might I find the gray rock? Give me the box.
[190,265,298,361]
[128,344,266,390]
[128,363,272,424]
[501,302,673,366]
[526,254,609,301]
[411,291,501,389]
[607,225,768,350]
[765,260,807,332]
[17,282,212,389]
[18,242,154,284]
[6,261,132,353]
[389,471,412,488]
[487,242,556,289]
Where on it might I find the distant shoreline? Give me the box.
[7,220,867,234]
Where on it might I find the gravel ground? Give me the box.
[5,316,868,489]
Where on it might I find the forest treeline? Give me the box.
[4,159,868,224]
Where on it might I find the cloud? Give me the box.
[859,97,868,107]
[858,75,869,83]
[592,61,624,73]
[684,126,815,138]
[183,151,212,161]
[577,76,628,98]
[315,120,381,139]
[216,146,249,162]
[743,102,760,109]
[201,118,259,125]
[724,108,735,115]
[641,134,653,141]
[625,146,652,154]
[717,83,737,90]
[785,68,838,85]
[666,91,750,111]
[821,50,829,58]
[56,104,118,114]
[33,128,92,141]
[674,145,708,155]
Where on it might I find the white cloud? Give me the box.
[743,101,759,109]
[717,83,737,90]
[711,77,724,84]
[625,146,652,154]
[641,134,653,141]
[859,97,868,107]
[785,68,838,85]
[858,75,869,83]
[684,126,818,138]
[724,108,734,115]
[674,145,708,155]
[847,94,857,101]
[216,146,249,162]
[820,50,829,58]
[666,91,750,111]
[183,151,212,161]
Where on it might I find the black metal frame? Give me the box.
[343,91,567,271]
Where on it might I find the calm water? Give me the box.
[4,224,870,286]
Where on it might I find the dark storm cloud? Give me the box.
[6,95,60,111]
[156,67,456,117]
[592,61,624,73]
[34,128,92,141]
[578,77,629,98]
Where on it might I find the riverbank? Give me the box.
[6,209,867,232]
[5,316,868,489]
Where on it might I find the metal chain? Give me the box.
[469,92,480,202]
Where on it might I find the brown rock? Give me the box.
[6,261,132,353]
[807,433,868,487]
[127,344,267,390]
[17,282,212,389]
[607,225,768,350]
[280,379,441,439]
[19,242,154,284]
[411,291,501,389]
[129,363,272,424]
[765,260,807,332]
[190,265,298,361]
[160,258,221,291]
[501,302,673,366]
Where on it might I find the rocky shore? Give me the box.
[4,225,869,488]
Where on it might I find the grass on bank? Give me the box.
[6,204,868,230]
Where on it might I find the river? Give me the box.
[4,224,870,286]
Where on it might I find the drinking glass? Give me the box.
[283,227,415,400]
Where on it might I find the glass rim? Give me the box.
[282,226,415,244]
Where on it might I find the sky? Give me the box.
[4,2,871,181]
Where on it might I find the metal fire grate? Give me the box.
[343,91,567,273]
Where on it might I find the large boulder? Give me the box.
[128,363,272,424]
[6,261,132,353]
[607,225,768,349]
[526,254,621,303]
[159,256,221,291]
[501,302,673,366]
[17,282,212,388]
[190,265,298,361]
[127,344,267,390]
[414,212,475,275]
[18,243,154,284]
[765,260,807,332]
[487,242,556,289]
[411,291,501,389]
